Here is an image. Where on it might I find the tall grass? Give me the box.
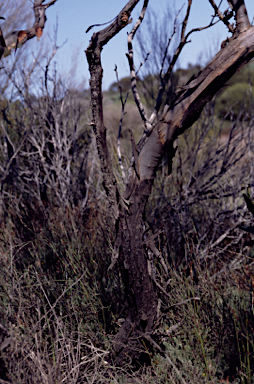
[1,72,254,382]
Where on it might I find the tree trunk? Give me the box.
[113,179,158,364]
[86,0,254,366]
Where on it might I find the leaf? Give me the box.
[239,225,254,234]
[17,30,27,44]
[244,240,254,246]
[35,27,43,41]
[0,26,5,50]
[249,246,254,259]
[243,193,254,216]
[3,47,11,58]
[15,30,27,53]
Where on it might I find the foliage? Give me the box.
[108,76,132,95]
[1,203,254,383]
[227,61,254,87]
[1,77,254,381]
[1,1,254,382]
[215,82,254,120]
[107,61,254,124]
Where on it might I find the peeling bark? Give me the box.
[114,179,157,364]
[86,0,254,365]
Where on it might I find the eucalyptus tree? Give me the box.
[0,0,57,60]
[86,0,254,364]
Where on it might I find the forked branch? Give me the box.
[228,0,250,34]
[0,0,58,60]
[137,0,217,153]
[86,0,141,217]
[137,3,254,181]
[126,0,152,133]
[208,0,234,33]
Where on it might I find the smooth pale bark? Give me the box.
[138,25,254,180]
[86,0,254,364]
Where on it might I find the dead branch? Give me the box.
[115,65,129,182]
[208,0,234,33]
[86,0,254,365]
[126,0,152,133]
[149,1,194,121]
[159,5,184,83]
[86,0,141,218]
[137,22,254,181]
[0,0,57,59]
[228,0,250,34]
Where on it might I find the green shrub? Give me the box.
[215,82,254,120]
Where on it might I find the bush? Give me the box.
[1,55,254,382]
[215,82,254,120]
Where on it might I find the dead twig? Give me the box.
[126,0,152,133]
[208,0,234,33]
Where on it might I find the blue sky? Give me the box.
[43,0,254,90]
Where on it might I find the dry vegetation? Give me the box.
[0,52,254,382]
[1,1,254,380]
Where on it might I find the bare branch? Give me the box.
[150,1,195,121]
[0,0,58,59]
[115,65,128,182]
[160,5,184,81]
[87,0,140,50]
[208,0,234,33]
[86,0,141,217]
[181,0,192,40]
[136,50,151,74]
[136,2,203,152]
[184,19,219,42]
[138,25,254,181]
[152,0,220,121]
[126,0,152,133]
[228,0,250,34]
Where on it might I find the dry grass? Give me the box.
[1,78,254,383]
[1,222,254,383]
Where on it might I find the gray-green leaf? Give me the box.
[239,225,254,234]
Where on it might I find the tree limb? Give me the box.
[86,0,141,218]
[138,24,254,181]
[115,65,129,182]
[149,0,218,122]
[0,0,58,59]
[136,1,217,155]
[208,0,234,33]
[126,0,152,133]
[228,0,250,34]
